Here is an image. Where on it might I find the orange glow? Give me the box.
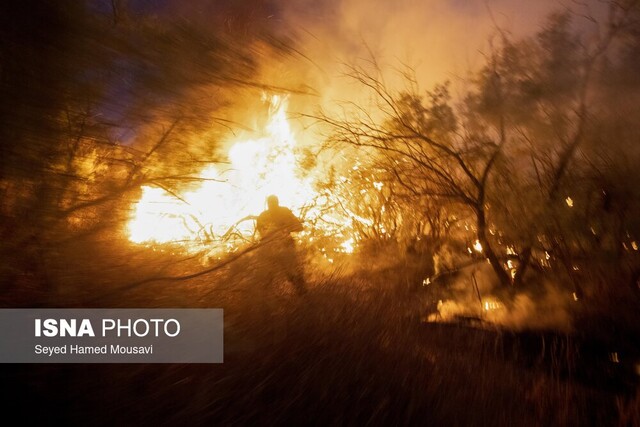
[127,95,354,254]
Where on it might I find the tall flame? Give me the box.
[127,95,352,254]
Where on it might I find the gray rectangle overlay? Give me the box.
[0,309,223,363]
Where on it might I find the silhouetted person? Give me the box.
[256,195,307,295]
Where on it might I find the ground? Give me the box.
[1,242,639,426]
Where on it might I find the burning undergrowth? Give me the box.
[126,94,363,263]
[424,261,575,332]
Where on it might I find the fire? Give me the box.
[339,237,355,254]
[127,95,353,254]
[565,196,574,207]
[483,299,503,311]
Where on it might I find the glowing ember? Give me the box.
[127,95,353,254]
[483,299,503,311]
[339,237,355,254]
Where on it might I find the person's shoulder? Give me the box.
[279,206,299,218]
[269,205,289,215]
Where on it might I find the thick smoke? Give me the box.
[427,263,575,332]
[261,0,608,111]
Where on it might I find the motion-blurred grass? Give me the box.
[1,237,639,426]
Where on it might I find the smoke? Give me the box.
[255,0,608,112]
[255,0,612,334]
[109,0,611,164]
[502,287,573,331]
[428,262,574,331]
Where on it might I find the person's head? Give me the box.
[266,194,279,210]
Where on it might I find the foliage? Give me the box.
[0,0,292,294]
[319,5,640,295]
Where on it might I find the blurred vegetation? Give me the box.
[0,0,294,300]
[0,1,640,425]
[318,2,640,316]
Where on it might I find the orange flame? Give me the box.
[127,95,354,255]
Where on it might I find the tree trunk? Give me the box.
[476,206,512,288]
[513,246,532,288]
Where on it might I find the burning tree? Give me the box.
[2,0,639,310]
[318,66,512,285]
[125,94,363,265]
[317,3,640,291]
[0,0,301,296]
